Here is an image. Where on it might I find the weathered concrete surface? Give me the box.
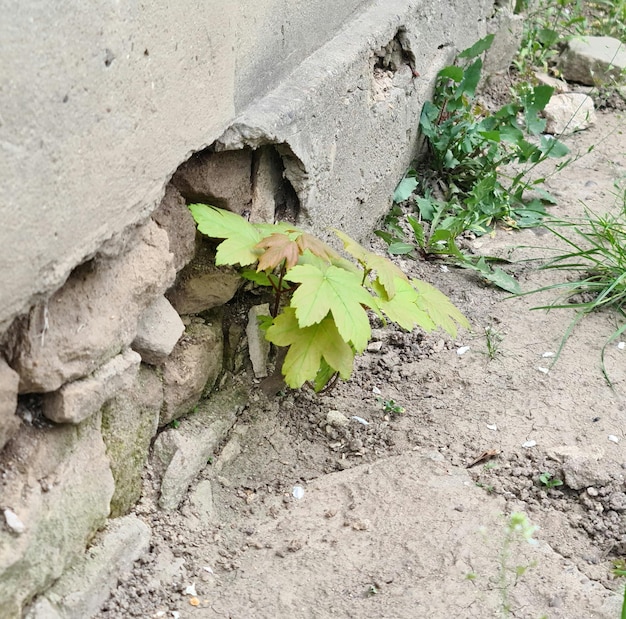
[152,386,247,510]
[24,515,150,619]
[0,415,114,619]
[8,221,175,393]
[215,0,492,243]
[0,0,492,335]
[101,365,162,518]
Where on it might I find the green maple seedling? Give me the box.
[189,204,469,392]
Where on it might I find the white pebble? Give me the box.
[537,367,549,374]
[202,566,214,574]
[486,424,498,431]
[184,583,197,596]
[541,351,555,358]
[618,342,625,350]
[457,346,470,356]
[372,386,382,395]
[522,440,537,448]
[351,416,369,426]
[292,485,305,500]
[608,435,620,444]
[440,265,449,272]
[3,508,25,534]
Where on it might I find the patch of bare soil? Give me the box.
[98,109,626,618]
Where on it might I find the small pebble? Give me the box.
[608,435,620,444]
[522,440,537,448]
[457,346,470,356]
[617,341,625,350]
[3,508,25,534]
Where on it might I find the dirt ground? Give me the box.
[97,101,626,618]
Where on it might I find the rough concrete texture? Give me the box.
[152,386,247,510]
[0,0,492,336]
[42,349,141,424]
[0,414,114,619]
[151,185,197,273]
[101,365,163,518]
[24,515,150,619]
[8,221,175,393]
[159,319,224,426]
[543,92,596,135]
[483,7,524,74]
[246,304,271,378]
[559,36,626,86]
[132,296,185,366]
[215,0,492,244]
[0,357,20,451]
[166,240,242,315]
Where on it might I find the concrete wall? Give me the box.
[0,0,498,615]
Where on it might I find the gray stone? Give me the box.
[0,414,114,618]
[559,36,626,86]
[166,240,242,315]
[152,386,247,509]
[172,149,253,216]
[9,221,175,393]
[250,146,287,223]
[101,365,162,517]
[534,71,569,94]
[26,515,150,619]
[246,304,271,378]
[132,296,185,365]
[483,8,524,75]
[160,320,224,426]
[543,92,595,135]
[0,357,20,451]
[151,184,198,272]
[608,492,626,512]
[562,456,613,490]
[42,349,141,424]
[187,479,216,524]
[326,410,350,428]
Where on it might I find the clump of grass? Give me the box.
[521,189,626,384]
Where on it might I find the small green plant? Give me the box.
[169,419,181,429]
[538,471,564,488]
[378,398,405,414]
[189,205,469,392]
[497,512,540,617]
[377,35,569,295]
[484,325,504,360]
[612,559,626,619]
[520,196,626,385]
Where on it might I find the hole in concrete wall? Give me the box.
[170,143,300,225]
[371,28,417,103]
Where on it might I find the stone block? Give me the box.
[151,184,198,272]
[42,349,141,424]
[160,319,224,426]
[152,386,247,509]
[246,304,271,378]
[172,149,253,216]
[0,414,114,618]
[24,515,150,619]
[166,240,241,315]
[101,365,163,517]
[543,92,595,135]
[559,36,626,86]
[132,296,185,366]
[9,221,176,393]
[0,358,20,452]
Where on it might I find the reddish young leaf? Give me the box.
[255,233,300,271]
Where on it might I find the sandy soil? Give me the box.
[97,105,626,618]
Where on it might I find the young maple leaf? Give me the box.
[285,261,373,352]
[255,233,300,271]
[295,233,341,264]
[413,279,470,337]
[373,277,437,332]
[189,204,262,266]
[333,229,408,298]
[265,308,354,388]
